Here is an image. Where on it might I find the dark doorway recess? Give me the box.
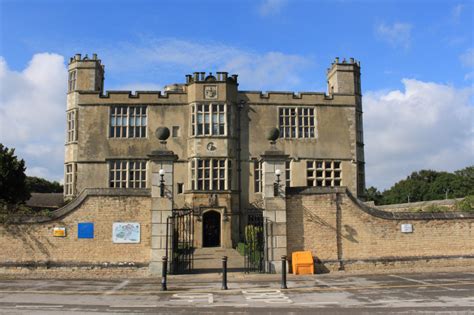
[203,211,221,247]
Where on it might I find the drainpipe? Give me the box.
[237,100,245,241]
[335,192,344,270]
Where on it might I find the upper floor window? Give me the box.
[356,111,363,143]
[254,160,262,193]
[110,106,147,138]
[65,163,77,196]
[108,160,147,188]
[279,107,315,139]
[191,103,227,136]
[307,160,341,187]
[190,158,231,191]
[66,109,78,143]
[68,70,76,92]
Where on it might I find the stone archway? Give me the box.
[202,210,221,247]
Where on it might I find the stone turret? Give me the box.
[67,53,104,93]
[326,57,361,95]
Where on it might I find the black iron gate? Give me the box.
[244,213,267,273]
[167,209,194,274]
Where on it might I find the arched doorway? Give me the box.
[202,211,221,247]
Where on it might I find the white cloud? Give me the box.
[375,22,413,49]
[460,48,474,81]
[258,0,288,16]
[113,82,163,92]
[460,48,474,68]
[106,38,312,91]
[364,79,474,190]
[0,53,67,182]
[451,4,464,22]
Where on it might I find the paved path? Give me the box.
[0,271,473,314]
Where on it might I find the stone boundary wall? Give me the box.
[369,198,463,212]
[286,187,474,273]
[0,189,152,273]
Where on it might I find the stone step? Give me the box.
[192,247,245,272]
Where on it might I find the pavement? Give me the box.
[0,271,473,314]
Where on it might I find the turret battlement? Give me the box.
[68,53,102,65]
[185,72,238,84]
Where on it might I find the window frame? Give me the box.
[108,160,147,188]
[64,163,77,196]
[68,70,76,92]
[278,106,316,139]
[191,103,227,137]
[109,105,148,139]
[306,160,342,187]
[254,160,263,193]
[66,109,78,143]
[190,158,231,191]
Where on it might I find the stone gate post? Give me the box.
[148,149,178,275]
[261,150,289,273]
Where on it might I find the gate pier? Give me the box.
[261,150,289,273]
[148,148,178,275]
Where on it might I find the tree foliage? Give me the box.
[26,176,63,193]
[0,144,30,203]
[365,166,474,205]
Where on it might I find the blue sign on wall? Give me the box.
[78,222,94,239]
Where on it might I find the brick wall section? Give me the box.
[0,195,151,266]
[286,188,474,265]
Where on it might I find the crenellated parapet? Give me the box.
[239,90,358,105]
[76,90,189,105]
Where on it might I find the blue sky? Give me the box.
[0,0,473,190]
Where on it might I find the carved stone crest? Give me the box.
[209,194,218,207]
[204,85,218,99]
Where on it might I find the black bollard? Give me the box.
[161,256,168,291]
[281,255,288,289]
[221,256,228,290]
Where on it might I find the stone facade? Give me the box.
[2,54,472,277]
[64,54,365,262]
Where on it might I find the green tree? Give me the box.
[364,186,383,205]
[0,144,30,203]
[379,167,474,205]
[26,176,63,193]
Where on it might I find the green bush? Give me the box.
[455,195,474,212]
[423,204,449,213]
[0,200,52,224]
[236,242,246,256]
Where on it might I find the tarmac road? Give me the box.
[0,271,473,314]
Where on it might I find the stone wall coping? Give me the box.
[375,198,463,210]
[287,186,474,220]
[9,188,151,224]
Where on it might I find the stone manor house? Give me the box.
[2,54,472,276]
[64,53,365,273]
